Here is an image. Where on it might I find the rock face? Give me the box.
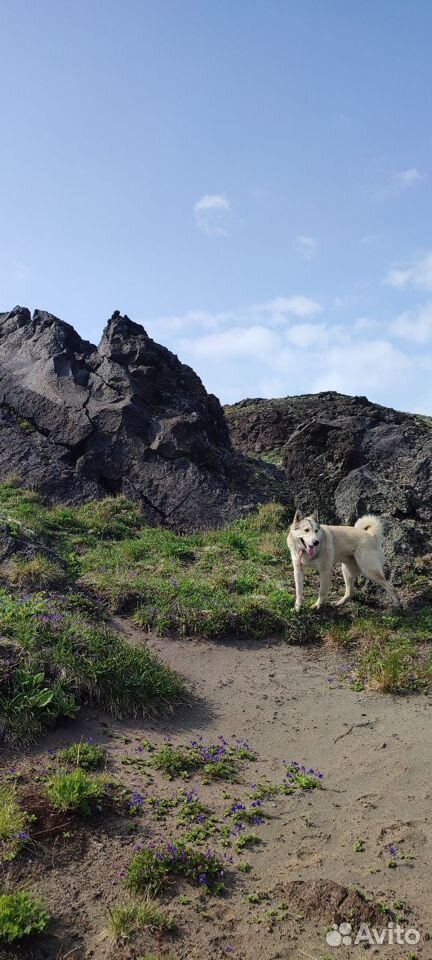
[0,307,286,528]
[226,392,432,571]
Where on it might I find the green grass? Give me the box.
[255,448,284,467]
[73,499,296,639]
[0,786,30,861]
[0,891,49,943]
[107,897,173,940]
[0,588,185,745]
[1,482,432,696]
[0,786,27,841]
[0,485,143,542]
[3,554,65,588]
[324,606,432,692]
[45,769,106,815]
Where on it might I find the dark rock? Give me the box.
[0,306,288,529]
[226,392,432,572]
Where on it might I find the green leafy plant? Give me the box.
[149,737,255,782]
[235,833,261,852]
[0,658,76,746]
[127,840,226,895]
[0,891,49,942]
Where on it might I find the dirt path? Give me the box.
[7,625,432,960]
[144,630,432,958]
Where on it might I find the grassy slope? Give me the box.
[0,486,186,746]
[1,483,432,749]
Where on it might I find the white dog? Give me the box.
[287,510,400,612]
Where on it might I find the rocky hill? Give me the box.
[0,306,286,529]
[225,392,432,569]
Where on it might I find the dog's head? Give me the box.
[290,509,322,559]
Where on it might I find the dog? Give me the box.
[287,509,400,612]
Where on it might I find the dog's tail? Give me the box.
[354,514,383,542]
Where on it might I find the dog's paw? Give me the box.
[311,600,322,610]
[294,603,302,613]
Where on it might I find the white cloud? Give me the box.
[385,252,432,291]
[376,167,425,200]
[256,295,322,320]
[194,193,231,236]
[149,294,323,340]
[258,376,288,398]
[143,294,431,412]
[391,301,432,344]
[152,309,232,338]
[285,322,328,348]
[296,235,317,260]
[179,325,279,361]
[393,167,424,191]
[353,316,380,333]
[312,339,411,396]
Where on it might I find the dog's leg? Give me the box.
[334,560,358,606]
[312,567,332,610]
[365,568,401,607]
[292,558,304,612]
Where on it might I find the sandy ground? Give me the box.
[2,623,432,960]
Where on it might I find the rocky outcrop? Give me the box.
[0,307,287,528]
[2,307,430,571]
[226,392,432,571]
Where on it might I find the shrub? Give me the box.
[0,891,49,942]
[58,741,106,770]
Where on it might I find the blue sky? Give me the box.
[1,0,431,412]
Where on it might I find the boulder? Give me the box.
[0,306,287,529]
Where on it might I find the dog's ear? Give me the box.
[293,509,303,524]
[311,509,319,522]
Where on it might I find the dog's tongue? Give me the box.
[306,545,316,558]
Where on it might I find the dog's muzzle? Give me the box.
[300,537,320,560]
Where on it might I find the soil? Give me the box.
[1,622,431,960]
